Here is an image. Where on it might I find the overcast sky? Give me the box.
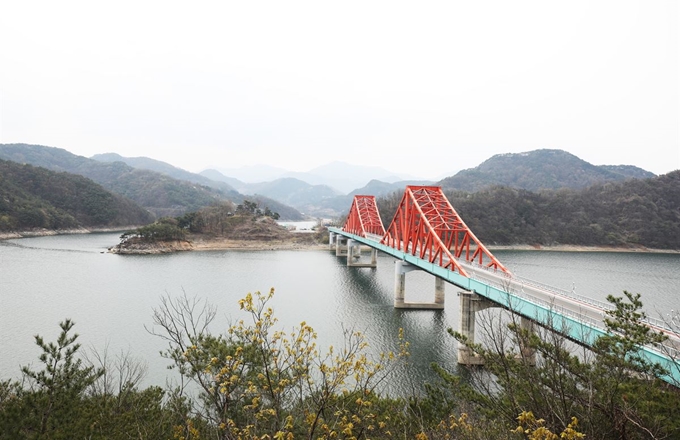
[1,1,678,179]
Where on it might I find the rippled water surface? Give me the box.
[1,233,679,395]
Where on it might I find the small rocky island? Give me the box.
[110,202,327,254]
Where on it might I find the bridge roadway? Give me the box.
[328,227,680,385]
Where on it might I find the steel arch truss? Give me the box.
[343,195,386,238]
[381,186,510,277]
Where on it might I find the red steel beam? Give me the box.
[381,186,510,276]
[342,195,386,238]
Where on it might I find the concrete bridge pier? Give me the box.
[347,239,378,268]
[335,235,348,256]
[456,292,537,366]
[329,231,336,250]
[457,291,494,365]
[394,261,445,310]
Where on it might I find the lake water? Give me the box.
[1,232,679,395]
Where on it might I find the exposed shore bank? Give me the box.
[111,238,680,255]
[108,235,329,254]
[487,244,680,254]
[0,226,141,241]
[2,229,678,254]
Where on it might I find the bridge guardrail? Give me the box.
[468,271,680,360]
[460,259,677,334]
[464,259,615,309]
[469,272,607,330]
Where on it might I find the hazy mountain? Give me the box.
[200,162,423,217]
[0,159,154,231]
[285,161,416,194]
[199,169,246,190]
[204,177,339,218]
[280,179,435,219]
[438,149,655,192]
[92,153,240,196]
[348,179,435,197]
[215,164,289,183]
[243,177,339,201]
[210,161,418,194]
[237,177,434,219]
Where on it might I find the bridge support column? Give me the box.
[329,231,336,250]
[335,235,348,257]
[457,291,493,365]
[394,261,445,310]
[347,239,377,268]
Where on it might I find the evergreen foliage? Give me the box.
[0,321,179,439]
[1,290,677,438]
[439,291,680,439]
[120,218,187,243]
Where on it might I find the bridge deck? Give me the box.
[329,227,680,385]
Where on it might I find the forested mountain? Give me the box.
[0,159,154,231]
[439,149,655,192]
[378,171,680,250]
[0,144,226,218]
[0,144,303,220]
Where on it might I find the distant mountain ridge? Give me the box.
[199,169,246,190]
[2,144,661,224]
[0,144,303,220]
[214,161,418,194]
[201,163,429,217]
[199,169,344,217]
[348,179,435,197]
[438,149,655,192]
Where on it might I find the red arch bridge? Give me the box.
[328,186,680,385]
